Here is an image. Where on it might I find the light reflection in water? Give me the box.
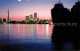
[0,24,53,41]
[1,24,52,39]
[0,24,78,51]
[46,24,49,37]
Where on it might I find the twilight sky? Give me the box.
[0,0,78,21]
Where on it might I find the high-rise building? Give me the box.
[25,16,30,23]
[30,14,33,18]
[34,13,38,21]
[30,14,34,21]
[0,18,2,23]
[34,13,37,19]
[26,16,29,20]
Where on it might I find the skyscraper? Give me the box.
[25,16,30,23]
[34,13,37,19]
[34,13,38,21]
[30,14,34,21]
[26,16,29,20]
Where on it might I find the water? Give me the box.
[0,24,79,51]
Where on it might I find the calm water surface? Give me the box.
[0,24,76,51]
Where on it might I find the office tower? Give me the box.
[0,18,2,23]
[26,16,30,23]
[30,14,33,18]
[34,13,38,21]
[30,14,34,21]
[26,16,29,20]
[3,18,6,22]
[34,13,37,19]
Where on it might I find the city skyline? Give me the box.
[0,0,78,21]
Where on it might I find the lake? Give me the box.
[0,24,79,51]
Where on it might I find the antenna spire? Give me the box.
[59,0,60,3]
[8,9,9,11]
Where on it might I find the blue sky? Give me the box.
[0,0,78,21]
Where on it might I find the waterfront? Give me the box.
[0,24,79,51]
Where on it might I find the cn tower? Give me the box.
[8,9,9,22]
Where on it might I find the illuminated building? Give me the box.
[34,13,39,22]
[34,13,37,21]
[25,16,30,23]
[29,14,34,21]
[34,13,37,19]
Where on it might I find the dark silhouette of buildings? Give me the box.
[71,1,80,30]
[3,18,6,22]
[71,1,80,50]
[51,1,80,50]
[71,1,80,25]
[0,18,2,23]
[51,2,72,41]
[51,3,71,23]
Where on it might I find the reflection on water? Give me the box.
[0,24,53,40]
[0,24,53,51]
[0,24,80,51]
